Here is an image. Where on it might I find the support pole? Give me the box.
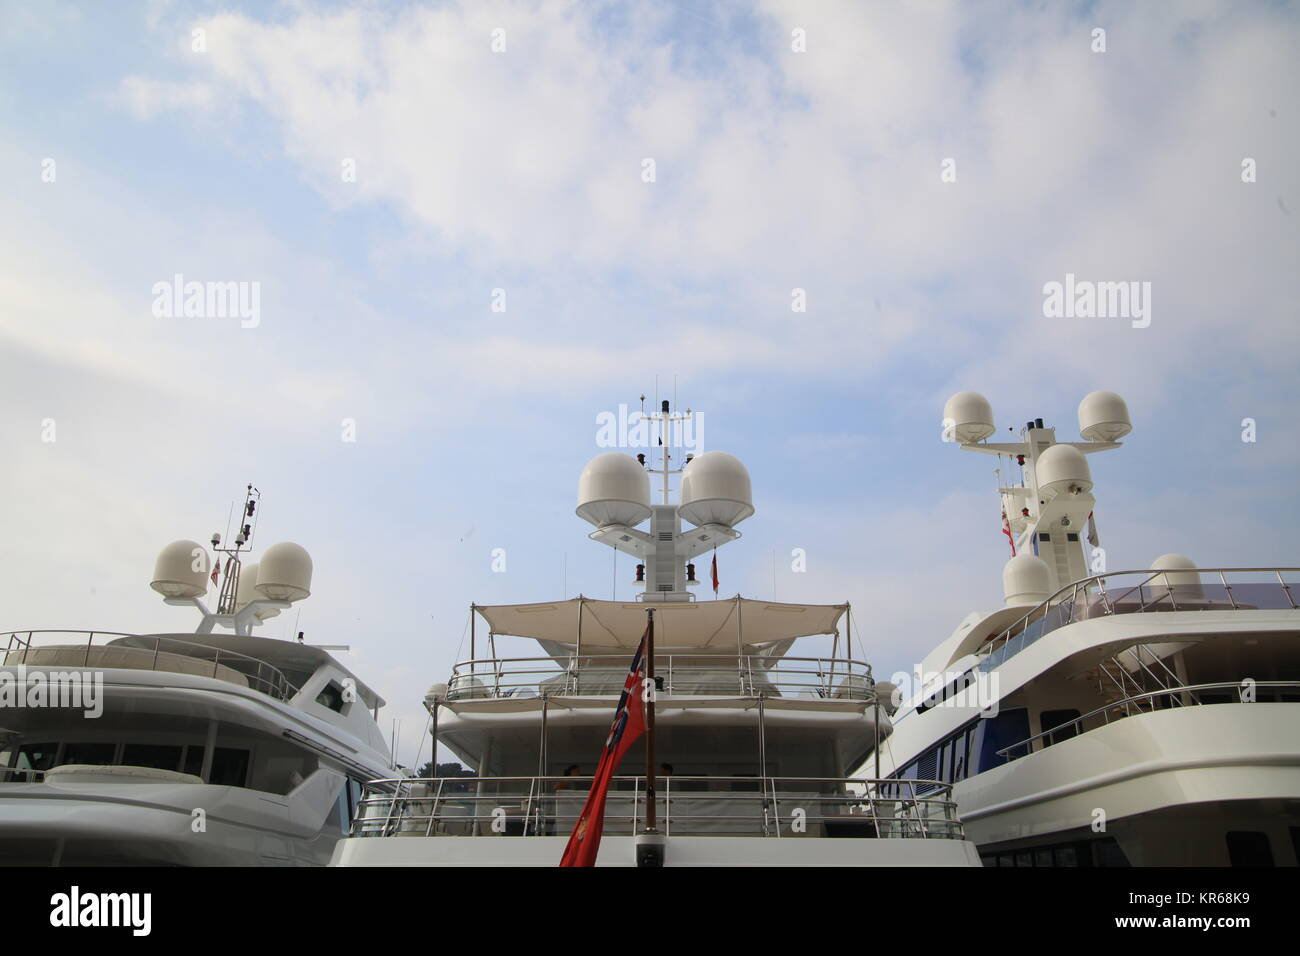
[576,596,583,675]
[199,719,218,783]
[537,694,549,779]
[644,608,657,833]
[874,694,881,782]
[429,699,439,775]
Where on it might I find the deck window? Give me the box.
[15,743,58,772]
[315,682,348,713]
[121,743,183,772]
[1226,831,1274,867]
[973,707,1030,772]
[61,742,116,766]
[209,747,251,787]
[1039,709,1081,747]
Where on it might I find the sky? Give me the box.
[1,0,1296,769]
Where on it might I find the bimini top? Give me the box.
[473,596,848,657]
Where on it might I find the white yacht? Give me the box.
[858,391,1300,867]
[0,486,394,866]
[332,401,980,866]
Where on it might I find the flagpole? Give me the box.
[643,607,657,833]
[635,606,666,866]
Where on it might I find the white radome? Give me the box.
[576,452,653,528]
[1078,390,1132,442]
[679,451,754,528]
[873,681,901,716]
[943,392,996,443]
[1003,554,1052,606]
[1035,444,1093,499]
[1150,553,1205,600]
[235,562,280,621]
[255,543,313,602]
[150,540,210,599]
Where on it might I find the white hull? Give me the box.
[330,834,982,866]
[0,778,346,866]
[956,703,1300,865]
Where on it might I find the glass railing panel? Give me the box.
[350,776,964,841]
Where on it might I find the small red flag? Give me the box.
[559,630,648,867]
[711,551,719,595]
[1001,511,1016,557]
[210,553,220,585]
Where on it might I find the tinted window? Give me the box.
[315,683,346,713]
[1040,709,1081,746]
[1226,831,1273,867]
[1094,838,1130,867]
[16,743,58,772]
[209,747,250,787]
[975,708,1031,772]
[182,746,205,776]
[121,744,182,771]
[61,742,116,766]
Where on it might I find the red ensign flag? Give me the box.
[559,629,648,867]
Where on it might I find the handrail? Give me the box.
[996,679,1300,760]
[446,654,874,701]
[976,568,1300,668]
[347,774,964,841]
[0,629,302,702]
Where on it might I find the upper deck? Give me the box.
[974,567,1299,673]
[450,595,871,701]
[1,628,385,710]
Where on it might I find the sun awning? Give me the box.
[471,596,847,653]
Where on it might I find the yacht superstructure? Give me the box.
[332,401,980,866]
[858,392,1300,867]
[0,486,394,866]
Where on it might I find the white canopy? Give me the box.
[472,596,848,655]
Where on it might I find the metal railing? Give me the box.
[348,774,963,841]
[446,655,874,701]
[0,767,44,783]
[978,568,1300,672]
[0,630,301,702]
[996,679,1300,761]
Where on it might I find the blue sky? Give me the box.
[1,0,1297,767]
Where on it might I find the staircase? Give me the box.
[1086,643,1194,718]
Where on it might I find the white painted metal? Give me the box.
[857,392,1300,867]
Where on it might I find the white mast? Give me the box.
[148,484,313,635]
[942,390,1133,593]
[577,397,752,602]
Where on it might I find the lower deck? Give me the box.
[332,833,982,866]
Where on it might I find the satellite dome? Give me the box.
[679,451,754,528]
[1035,444,1093,499]
[1003,554,1052,606]
[1078,391,1132,442]
[150,540,210,599]
[1150,553,1204,600]
[873,681,901,716]
[255,542,313,602]
[576,452,652,528]
[942,392,996,443]
[235,562,279,621]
